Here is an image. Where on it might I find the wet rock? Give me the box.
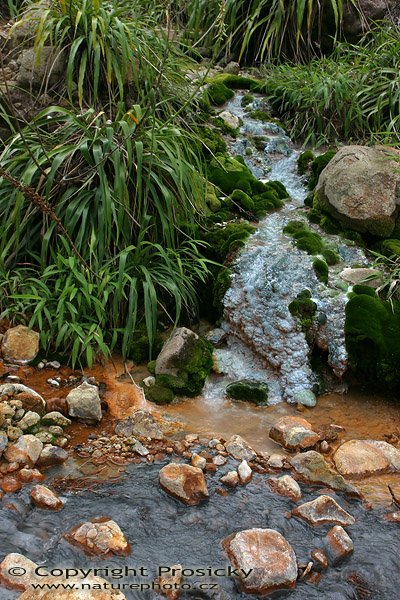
[1,475,22,493]
[225,434,256,461]
[159,463,209,506]
[154,564,182,600]
[19,588,127,599]
[66,382,102,423]
[290,451,359,495]
[41,411,71,427]
[339,267,383,288]
[268,475,302,502]
[191,454,207,470]
[384,511,400,523]
[1,325,39,364]
[333,439,400,478]
[0,552,38,591]
[4,434,43,466]
[269,416,320,451]
[238,459,252,484]
[292,495,355,527]
[220,470,239,488]
[17,411,41,431]
[30,484,64,510]
[311,548,329,571]
[114,410,163,440]
[267,453,287,469]
[293,389,317,407]
[65,517,130,556]
[36,444,68,467]
[324,525,354,565]
[18,467,45,483]
[126,437,149,456]
[213,455,227,466]
[315,145,400,237]
[223,528,297,595]
[226,379,269,405]
[219,110,240,130]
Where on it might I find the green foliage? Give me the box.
[212,116,238,137]
[3,0,25,18]
[226,379,269,405]
[264,25,400,144]
[345,287,400,390]
[212,267,231,319]
[313,258,329,284]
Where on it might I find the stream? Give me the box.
[0,92,399,600]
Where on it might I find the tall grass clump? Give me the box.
[264,24,400,145]
[0,0,213,366]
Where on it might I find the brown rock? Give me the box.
[4,434,43,466]
[36,444,69,467]
[1,325,39,364]
[65,517,130,556]
[0,552,38,591]
[30,485,64,510]
[154,564,182,600]
[292,495,355,527]
[114,410,163,440]
[18,468,45,483]
[223,528,297,595]
[159,463,209,506]
[225,434,256,461]
[268,475,302,502]
[191,454,207,470]
[269,416,320,451]
[324,525,354,565]
[1,475,22,493]
[290,451,359,495]
[220,470,239,488]
[333,440,400,478]
[311,548,329,571]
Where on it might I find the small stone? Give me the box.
[225,434,256,461]
[324,525,354,565]
[114,410,163,440]
[223,528,297,595]
[191,454,207,470]
[213,455,227,466]
[0,431,7,457]
[48,425,63,435]
[208,438,221,448]
[220,470,239,488]
[18,468,45,483]
[0,553,38,591]
[218,110,240,130]
[292,495,355,527]
[311,548,329,571]
[66,382,102,423]
[294,390,317,407]
[185,434,199,444]
[126,437,149,456]
[1,475,22,493]
[41,412,71,427]
[143,376,156,387]
[159,463,209,506]
[30,485,64,510]
[320,441,330,453]
[268,475,302,502]
[65,518,130,556]
[290,451,359,495]
[17,411,41,431]
[4,434,43,466]
[1,325,39,364]
[269,416,320,451]
[6,426,23,441]
[238,459,252,484]
[267,453,287,469]
[36,444,68,467]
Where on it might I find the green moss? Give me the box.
[241,94,254,107]
[267,180,289,200]
[297,150,315,175]
[196,126,227,157]
[205,183,221,212]
[231,189,255,212]
[304,193,314,208]
[145,383,174,405]
[212,116,239,137]
[204,221,255,262]
[213,268,231,319]
[156,336,214,397]
[289,290,317,330]
[208,74,262,91]
[245,147,253,156]
[207,82,235,106]
[147,360,156,375]
[308,150,337,190]
[252,135,269,151]
[321,248,340,265]
[130,332,163,363]
[313,258,329,284]
[345,289,400,390]
[284,220,340,265]
[351,284,376,297]
[248,109,271,122]
[226,379,269,405]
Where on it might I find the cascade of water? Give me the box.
[205,94,368,406]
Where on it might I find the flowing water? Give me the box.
[1,93,400,600]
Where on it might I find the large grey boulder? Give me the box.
[315,145,400,237]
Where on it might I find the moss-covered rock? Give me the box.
[154,327,213,397]
[207,82,235,106]
[313,258,329,284]
[289,290,317,330]
[241,94,254,107]
[212,268,231,319]
[144,383,174,405]
[196,126,227,157]
[308,150,337,190]
[207,74,262,91]
[345,287,400,390]
[205,183,222,212]
[203,221,255,262]
[226,379,269,405]
[129,332,163,363]
[248,109,272,123]
[231,189,255,212]
[297,150,315,176]
[212,116,239,137]
[283,221,340,265]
